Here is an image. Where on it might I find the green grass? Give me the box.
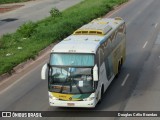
[0,0,30,4]
[0,0,128,75]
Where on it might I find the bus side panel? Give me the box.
[98,48,108,93]
[121,35,126,64]
[112,44,121,75]
[111,23,126,75]
[95,22,126,101]
[120,23,126,65]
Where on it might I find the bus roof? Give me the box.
[51,17,124,54]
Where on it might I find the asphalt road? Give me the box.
[1,0,160,119]
[0,0,83,36]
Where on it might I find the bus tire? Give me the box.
[99,86,104,104]
[121,58,123,65]
[116,62,121,78]
[118,62,122,72]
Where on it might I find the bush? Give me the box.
[50,8,62,18]
[17,21,37,38]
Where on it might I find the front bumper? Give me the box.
[49,99,96,108]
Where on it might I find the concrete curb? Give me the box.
[0,73,11,82]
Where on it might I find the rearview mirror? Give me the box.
[41,63,48,80]
[93,64,98,81]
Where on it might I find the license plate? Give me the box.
[67,103,75,106]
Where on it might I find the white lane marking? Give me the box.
[121,74,130,86]
[143,41,148,48]
[155,23,158,28]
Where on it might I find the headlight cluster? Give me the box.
[49,95,59,100]
[83,97,95,101]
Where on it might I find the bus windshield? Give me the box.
[48,67,94,94]
[48,53,95,94]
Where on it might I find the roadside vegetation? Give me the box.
[0,0,128,75]
[0,0,30,4]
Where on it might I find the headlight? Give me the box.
[83,98,87,101]
[83,97,95,101]
[88,97,95,101]
[49,95,58,100]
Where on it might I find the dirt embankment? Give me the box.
[0,5,24,13]
[0,0,39,13]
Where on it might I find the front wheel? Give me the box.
[98,87,104,104]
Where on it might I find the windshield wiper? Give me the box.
[60,67,70,93]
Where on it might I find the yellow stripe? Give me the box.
[51,92,80,101]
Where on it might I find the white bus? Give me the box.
[41,17,126,108]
